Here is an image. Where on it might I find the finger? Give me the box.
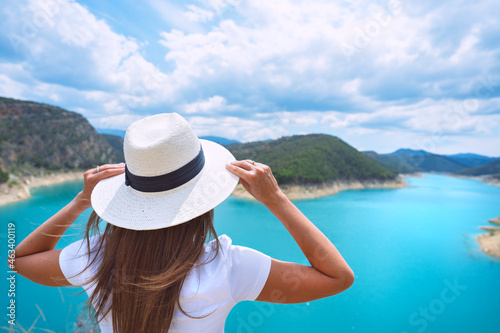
[85,168,124,188]
[95,167,125,181]
[230,160,255,171]
[226,162,252,181]
[252,161,270,170]
[96,163,125,172]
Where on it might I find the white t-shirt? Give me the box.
[59,234,272,333]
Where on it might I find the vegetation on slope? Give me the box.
[0,168,8,183]
[227,134,397,185]
[364,148,473,173]
[362,151,418,173]
[446,153,500,168]
[0,96,123,176]
[386,149,468,173]
[455,160,500,177]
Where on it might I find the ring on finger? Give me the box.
[96,165,100,173]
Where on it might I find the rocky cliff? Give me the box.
[0,97,123,177]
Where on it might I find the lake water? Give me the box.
[1,174,500,332]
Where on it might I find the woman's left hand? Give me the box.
[75,163,125,211]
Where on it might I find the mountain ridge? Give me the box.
[0,96,124,182]
[227,134,398,185]
[363,148,500,174]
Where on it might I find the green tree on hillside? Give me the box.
[0,168,8,183]
[227,134,397,185]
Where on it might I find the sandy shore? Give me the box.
[0,171,82,206]
[231,176,407,201]
[489,217,500,225]
[453,174,500,187]
[477,216,500,259]
[401,173,424,178]
[1,173,409,204]
[485,177,500,187]
[478,232,500,259]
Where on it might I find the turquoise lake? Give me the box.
[1,174,500,332]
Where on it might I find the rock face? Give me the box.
[0,97,123,175]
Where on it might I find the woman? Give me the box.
[13,113,354,332]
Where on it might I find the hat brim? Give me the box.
[91,139,239,230]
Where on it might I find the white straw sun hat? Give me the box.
[91,113,239,230]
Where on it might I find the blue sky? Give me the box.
[1,0,499,155]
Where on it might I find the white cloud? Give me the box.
[187,115,288,142]
[200,0,240,13]
[255,111,319,127]
[88,113,146,131]
[1,0,172,117]
[0,74,27,99]
[147,0,204,33]
[183,95,229,114]
[185,5,214,22]
[157,0,500,114]
[449,29,480,65]
[1,0,500,155]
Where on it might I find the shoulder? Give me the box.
[201,234,232,259]
[60,234,102,261]
[59,234,103,286]
[216,234,232,251]
[210,234,272,302]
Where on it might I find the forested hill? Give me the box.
[226,134,398,185]
[456,160,500,177]
[363,149,500,174]
[0,97,123,180]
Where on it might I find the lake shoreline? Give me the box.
[231,176,408,200]
[451,174,500,187]
[0,173,409,206]
[477,217,500,259]
[0,171,83,206]
[411,172,500,188]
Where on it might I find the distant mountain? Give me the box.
[97,128,126,138]
[445,153,500,168]
[200,136,240,145]
[101,134,124,160]
[97,128,240,146]
[362,151,418,173]
[227,134,397,185]
[448,153,492,159]
[362,148,468,173]
[0,97,124,180]
[390,149,432,156]
[455,160,500,177]
[364,148,499,173]
[392,152,467,172]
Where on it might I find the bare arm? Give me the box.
[226,160,354,303]
[10,164,125,286]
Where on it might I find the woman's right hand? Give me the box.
[226,160,286,207]
[227,159,355,304]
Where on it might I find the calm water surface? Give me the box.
[1,174,499,332]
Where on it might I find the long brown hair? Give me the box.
[79,209,219,332]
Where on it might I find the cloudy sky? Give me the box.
[1,0,499,155]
